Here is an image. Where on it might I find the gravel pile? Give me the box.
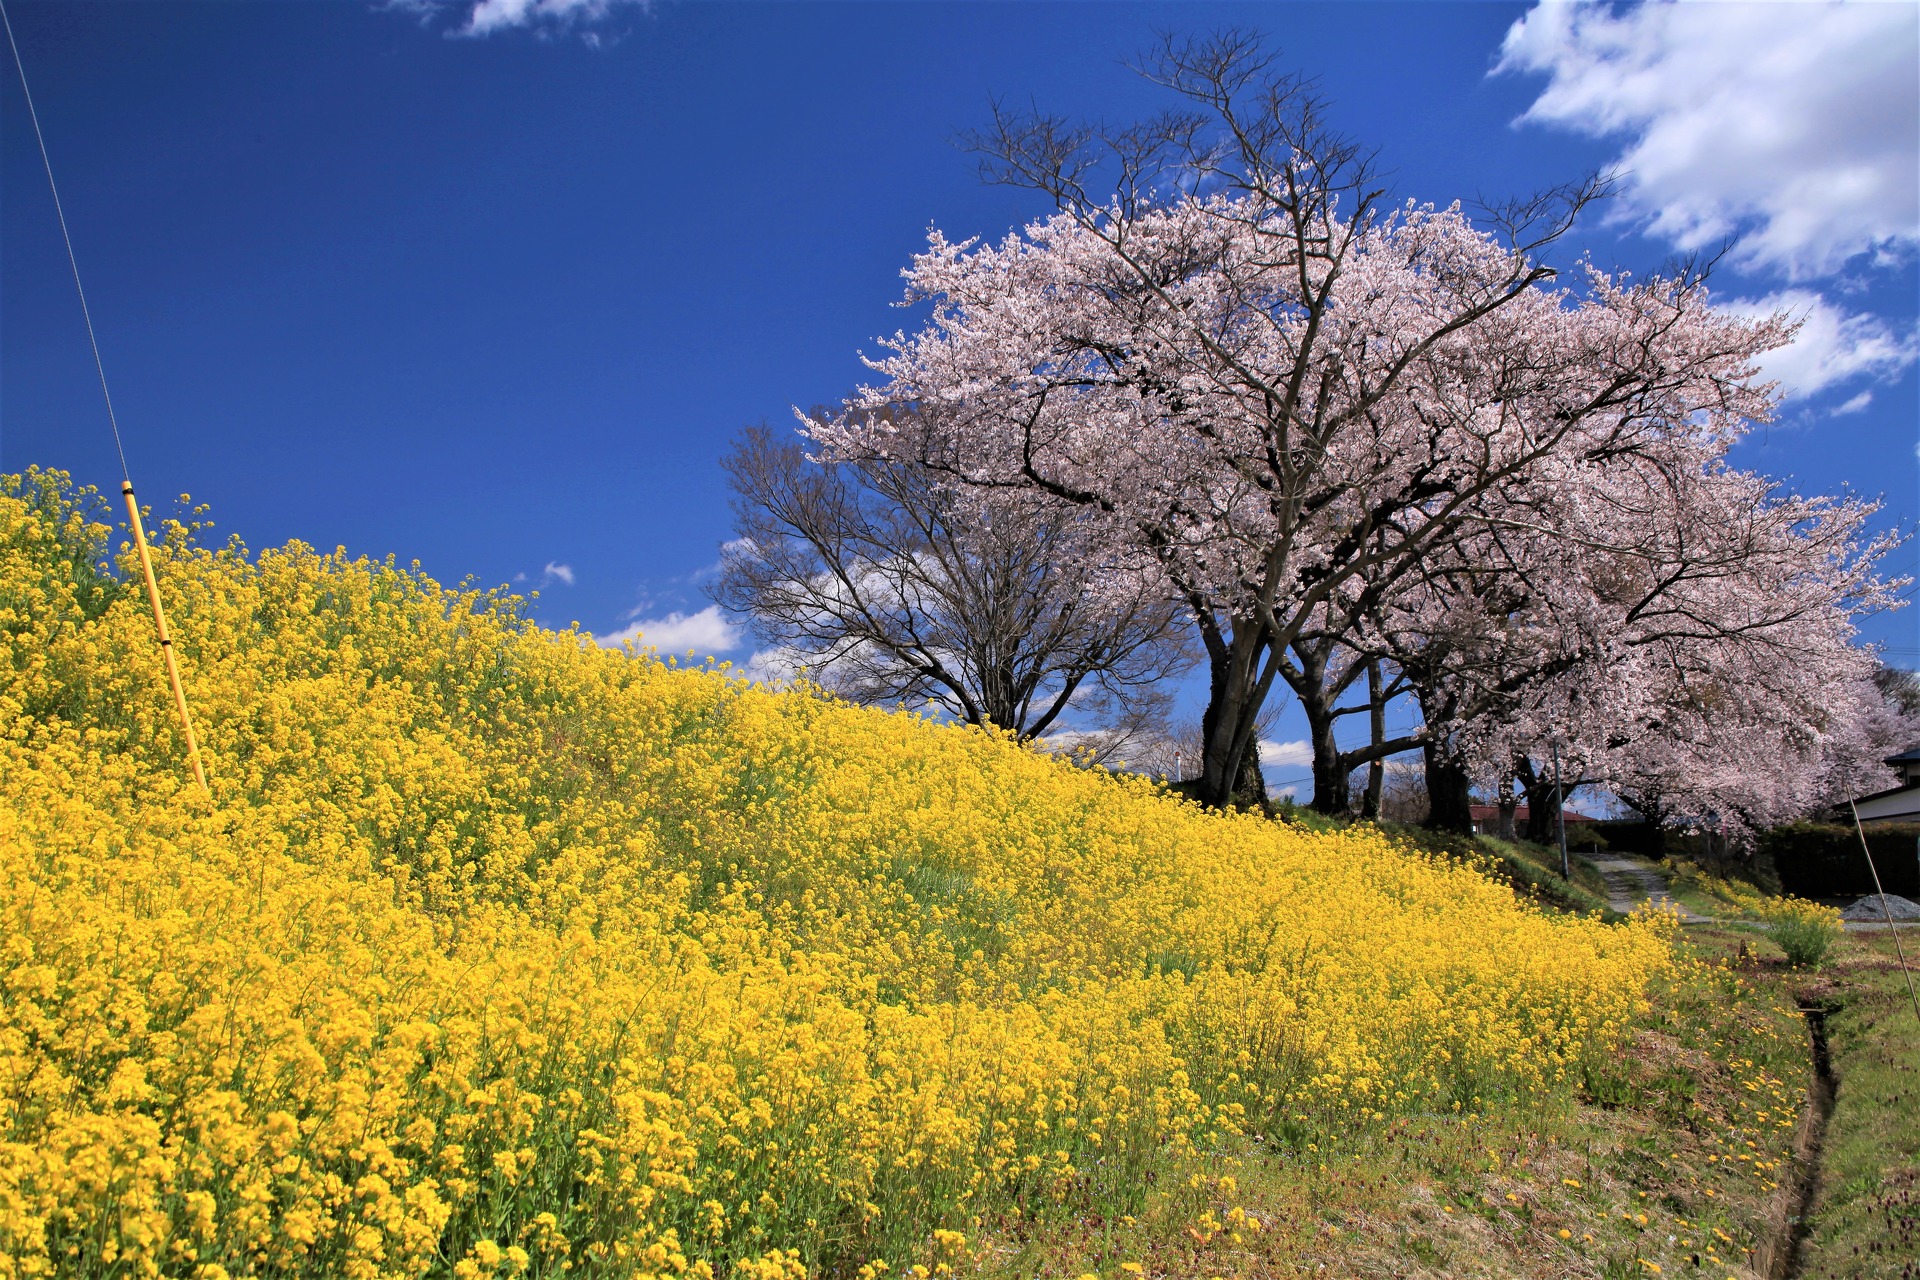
[1840,893,1920,922]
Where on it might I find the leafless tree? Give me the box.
[1377,759,1432,826]
[712,425,1195,755]
[1121,717,1206,784]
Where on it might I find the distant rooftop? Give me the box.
[1467,804,1598,825]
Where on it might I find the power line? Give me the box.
[1,0,131,481]
[2,0,206,794]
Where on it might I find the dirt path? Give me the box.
[1590,855,1714,921]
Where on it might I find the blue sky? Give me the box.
[4,0,1915,794]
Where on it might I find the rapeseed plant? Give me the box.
[0,470,1672,1278]
[1757,898,1844,969]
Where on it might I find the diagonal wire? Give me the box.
[2,0,207,795]
[1850,800,1920,1027]
[1,0,131,481]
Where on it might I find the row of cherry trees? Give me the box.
[780,34,1906,830]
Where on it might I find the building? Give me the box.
[1467,804,1597,837]
[1851,747,1920,825]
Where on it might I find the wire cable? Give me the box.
[1849,800,1920,1028]
[2,0,208,794]
[1,0,131,481]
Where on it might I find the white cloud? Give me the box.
[595,604,740,655]
[1720,289,1919,402]
[1498,0,1919,279]
[742,645,810,686]
[464,0,640,36]
[1031,728,1104,755]
[383,0,645,37]
[1833,391,1873,417]
[1258,739,1313,769]
[541,561,575,587]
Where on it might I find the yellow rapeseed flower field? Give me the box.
[0,470,1672,1278]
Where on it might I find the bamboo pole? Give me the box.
[122,480,208,794]
[1849,800,1920,1027]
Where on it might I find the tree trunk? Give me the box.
[1517,756,1561,845]
[1306,696,1350,815]
[1235,742,1271,813]
[1422,740,1474,835]
[1282,638,1357,816]
[1362,659,1385,820]
[1195,627,1275,811]
[1494,777,1517,841]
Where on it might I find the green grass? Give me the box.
[1479,835,1616,915]
[1655,852,1792,924]
[1661,861,1763,922]
[1796,931,1920,1279]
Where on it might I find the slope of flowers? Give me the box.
[0,470,1672,1279]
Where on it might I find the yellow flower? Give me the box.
[0,469,1675,1280]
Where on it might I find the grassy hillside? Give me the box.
[0,470,1672,1279]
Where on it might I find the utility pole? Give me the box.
[1553,740,1569,881]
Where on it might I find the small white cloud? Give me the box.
[378,0,442,19]
[381,0,646,37]
[1258,739,1313,769]
[1498,0,1919,279]
[1721,290,1919,401]
[1833,391,1873,417]
[541,561,575,587]
[467,0,573,34]
[1032,728,1100,754]
[742,645,810,686]
[596,604,741,655]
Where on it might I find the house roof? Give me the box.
[1850,782,1920,823]
[1467,804,1597,824]
[1848,780,1920,807]
[1885,746,1920,766]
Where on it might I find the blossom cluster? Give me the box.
[0,471,1671,1278]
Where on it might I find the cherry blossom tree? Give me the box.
[1396,452,1906,834]
[812,32,1788,810]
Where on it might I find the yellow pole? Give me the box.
[121,480,209,794]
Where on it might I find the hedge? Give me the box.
[1761,822,1920,900]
